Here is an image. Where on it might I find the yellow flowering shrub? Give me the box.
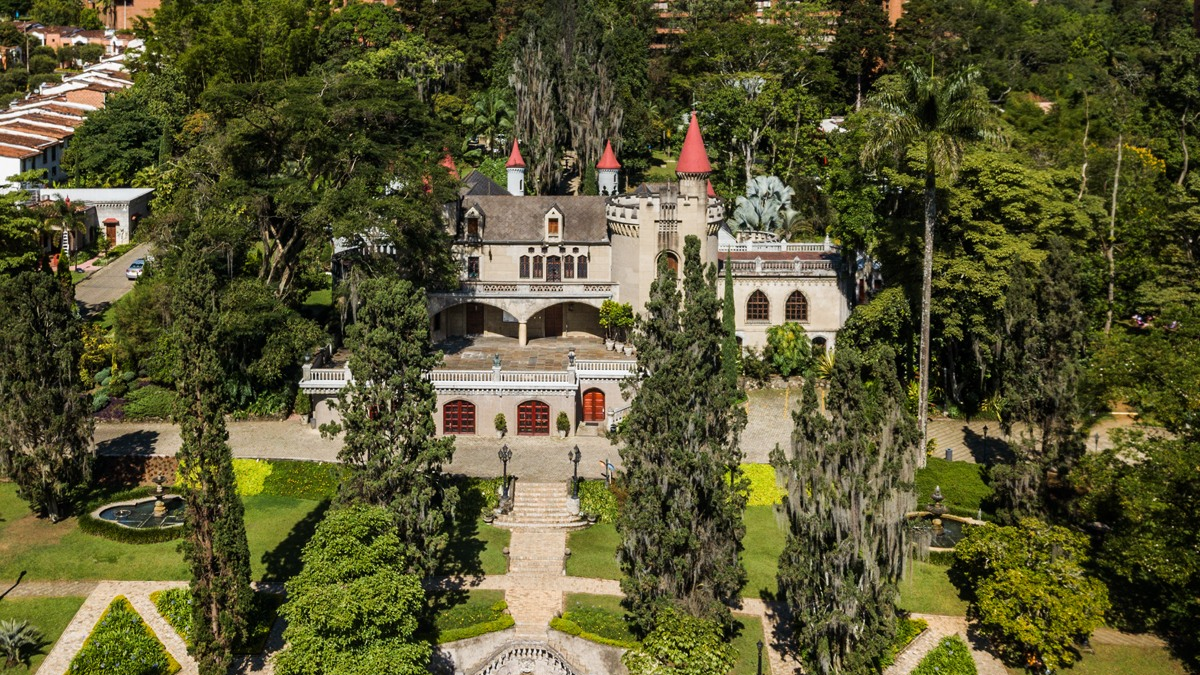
[176,458,272,497]
[743,464,785,506]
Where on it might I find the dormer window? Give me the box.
[463,206,483,241]
[467,216,480,239]
[544,207,563,241]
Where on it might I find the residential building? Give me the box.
[38,187,153,245]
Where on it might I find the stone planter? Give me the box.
[567,496,581,516]
[496,430,505,439]
[614,341,625,352]
[559,430,567,438]
[622,345,634,356]
[605,339,615,351]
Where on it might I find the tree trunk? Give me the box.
[1179,109,1191,186]
[1077,94,1090,201]
[1104,134,1122,335]
[918,168,936,465]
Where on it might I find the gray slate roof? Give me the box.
[464,195,609,243]
[461,171,508,196]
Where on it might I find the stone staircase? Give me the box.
[494,481,585,530]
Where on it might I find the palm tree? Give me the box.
[462,89,514,156]
[860,62,1000,460]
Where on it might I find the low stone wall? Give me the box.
[95,454,179,488]
[434,628,627,675]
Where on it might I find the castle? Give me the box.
[302,113,852,436]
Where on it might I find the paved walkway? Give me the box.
[884,614,1007,675]
[74,243,148,319]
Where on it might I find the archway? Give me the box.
[582,389,606,423]
[443,400,475,434]
[517,400,551,435]
[657,251,679,275]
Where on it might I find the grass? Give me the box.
[562,593,637,645]
[566,522,620,579]
[742,505,785,599]
[0,484,326,582]
[1005,644,1186,675]
[0,596,86,673]
[914,458,992,519]
[435,589,505,632]
[475,522,510,576]
[731,613,769,675]
[898,560,968,616]
[645,149,679,182]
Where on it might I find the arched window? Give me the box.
[443,400,476,434]
[519,255,530,279]
[547,255,562,282]
[564,255,575,279]
[533,255,543,278]
[785,291,809,322]
[577,255,588,279]
[659,252,678,275]
[517,400,551,435]
[746,290,770,322]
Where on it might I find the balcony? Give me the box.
[435,281,616,299]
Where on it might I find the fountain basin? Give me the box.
[906,512,983,549]
[94,495,185,529]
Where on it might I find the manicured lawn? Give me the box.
[435,589,506,632]
[914,458,992,519]
[476,522,510,576]
[566,522,620,579]
[0,596,86,673]
[1006,644,1185,675]
[731,613,769,675]
[0,484,326,582]
[742,505,785,599]
[898,561,968,616]
[562,593,637,645]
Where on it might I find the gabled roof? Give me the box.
[462,171,508,196]
[596,140,621,170]
[676,111,712,175]
[462,196,608,242]
[506,140,526,168]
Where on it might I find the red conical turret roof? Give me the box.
[506,140,526,168]
[676,111,712,175]
[706,180,716,198]
[440,148,459,179]
[596,140,621,170]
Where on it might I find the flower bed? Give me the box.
[882,617,929,667]
[149,589,191,644]
[577,480,618,522]
[68,596,179,675]
[435,591,514,644]
[742,463,786,506]
[151,588,282,654]
[551,594,638,649]
[913,636,977,675]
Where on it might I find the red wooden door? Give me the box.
[582,389,605,422]
[517,400,550,435]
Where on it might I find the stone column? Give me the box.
[518,321,528,346]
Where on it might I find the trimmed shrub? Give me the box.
[912,636,977,675]
[260,460,343,501]
[92,392,110,413]
[437,615,514,644]
[122,385,176,421]
[578,480,618,522]
[549,616,638,649]
[149,589,192,644]
[151,588,280,654]
[232,459,272,497]
[68,596,180,675]
[292,388,312,417]
[76,487,184,544]
[463,477,502,516]
[742,463,786,506]
[882,617,928,668]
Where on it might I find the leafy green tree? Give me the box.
[29,0,82,25]
[62,89,164,186]
[321,277,457,579]
[0,271,92,520]
[826,0,891,109]
[275,505,431,675]
[766,322,811,377]
[171,240,254,675]
[949,519,1108,672]
[861,63,1001,456]
[0,187,40,275]
[616,235,747,634]
[772,348,919,675]
[1072,429,1200,670]
[721,256,739,391]
[622,606,736,675]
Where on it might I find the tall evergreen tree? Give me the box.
[321,276,458,579]
[721,255,739,391]
[616,235,747,635]
[771,347,919,675]
[0,271,93,520]
[172,242,254,675]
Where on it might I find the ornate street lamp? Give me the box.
[569,445,582,499]
[756,640,764,675]
[498,444,513,498]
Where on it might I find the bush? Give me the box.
[232,459,271,497]
[150,588,280,654]
[578,480,618,522]
[463,477,502,517]
[767,322,811,377]
[122,385,176,421]
[435,596,513,643]
[76,487,185,544]
[741,346,772,382]
[556,411,570,433]
[437,615,514,644]
[742,464,785,506]
[0,619,43,669]
[149,589,192,644]
[292,388,312,417]
[882,617,928,668]
[92,392,110,413]
[494,413,507,433]
[260,460,343,501]
[550,616,638,649]
[912,636,977,675]
[95,367,112,387]
[68,596,180,675]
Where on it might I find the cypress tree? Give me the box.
[771,347,919,675]
[616,235,747,635]
[322,276,458,579]
[171,242,254,675]
[721,254,740,392]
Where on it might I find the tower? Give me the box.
[596,140,621,195]
[506,140,526,196]
[674,111,717,265]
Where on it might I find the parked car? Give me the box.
[125,258,146,280]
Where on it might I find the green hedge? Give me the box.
[549,616,639,649]
[76,487,185,544]
[68,596,180,675]
[463,477,503,517]
[150,587,281,654]
[578,480,618,522]
[149,589,192,644]
[437,615,515,644]
[882,617,929,668]
[260,460,344,501]
[912,636,977,675]
[926,550,956,566]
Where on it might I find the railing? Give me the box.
[724,258,836,275]
[435,282,615,296]
[608,404,633,431]
[574,360,637,372]
[304,363,636,392]
[718,241,833,253]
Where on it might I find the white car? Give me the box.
[125,258,146,280]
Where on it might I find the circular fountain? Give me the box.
[93,477,186,529]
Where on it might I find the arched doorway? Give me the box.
[443,400,475,434]
[517,400,551,435]
[658,251,679,275]
[582,389,605,423]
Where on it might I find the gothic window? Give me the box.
[747,290,770,322]
[533,255,543,278]
[443,400,475,434]
[519,255,530,279]
[577,255,588,279]
[564,255,575,279]
[547,255,562,282]
[467,256,480,280]
[785,291,809,322]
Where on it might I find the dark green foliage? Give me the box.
[0,271,93,520]
[721,258,739,389]
[259,461,345,501]
[911,636,976,675]
[766,322,811,377]
[152,588,283,655]
[616,236,747,634]
[122,385,177,421]
[323,277,457,579]
[772,347,920,675]
[622,605,736,675]
[578,480,618,523]
[1072,429,1200,671]
[68,596,176,675]
[170,240,254,675]
[61,89,164,186]
[274,505,431,674]
[882,617,928,668]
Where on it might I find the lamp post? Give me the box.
[1094,433,1100,452]
[756,640,763,675]
[569,445,582,498]
[982,424,989,440]
[498,444,513,498]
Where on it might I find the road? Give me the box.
[75,243,149,318]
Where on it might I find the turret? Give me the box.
[506,140,526,196]
[674,111,718,264]
[596,140,621,195]
[675,111,712,198]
